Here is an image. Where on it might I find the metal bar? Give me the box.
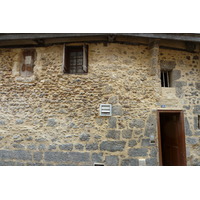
[167,71,170,87]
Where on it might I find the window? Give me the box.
[21,49,36,77]
[161,70,172,87]
[198,115,200,129]
[64,45,88,74]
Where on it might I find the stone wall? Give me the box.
[0,42,199,166]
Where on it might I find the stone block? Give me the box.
[0,161,16,166]
[112,105,123,116]
[59,144,73,151]
[44,152,71,162]
[27,162,44,166]
[194,131,200,136]
[27,144,37,150]
[75,144,84,150]
[16,119,24,124]
[129,119,145,128]
[146,158,158,166]
[100,141,126,152]
[193,105,200,114]
[79,133,90,141]
[108,117,117,128]
[106,130,120,139]
[0,150,32,161]
[35,138,47,142]
[171,70,181,81]
[174,81,187,88]
[38,144,46,151]
[34,152,43,162]
[128,140,137,147]
[108,96,118,104]
[0,120,6,125]
[184,117,192,136]
[141,139,154,147]
[13,144,25,149]
[48,145,57,150]
[186,137,198,145]
[160,60,176,70]
[92,153,103,163]
[195,82,200,90]
[105,155,119,166]
[144,114,157,137]
[121,159,139,166]
[85,143,98,151]
[122,129,132,139]
[150,147,158,158]
[128,148,148,157]
[47,118,57,127]
[68,152,90,163]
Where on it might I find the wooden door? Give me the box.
[158,111,186,166]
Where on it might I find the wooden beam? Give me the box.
[0,33,200,43]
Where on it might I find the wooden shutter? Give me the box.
[82,45,88,73]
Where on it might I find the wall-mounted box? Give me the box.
[100,104,112,116]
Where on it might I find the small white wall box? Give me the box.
[139,159,146,166]
[100,104,112,116]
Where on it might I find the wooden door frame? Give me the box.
[157,110,187,166]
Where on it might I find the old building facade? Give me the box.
[0,33,199,166]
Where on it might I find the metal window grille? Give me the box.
[64,45,88,74]
[100,104,112,116]
[161,70,171,87]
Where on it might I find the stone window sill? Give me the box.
[14,75,36,83]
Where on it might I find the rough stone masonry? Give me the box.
[0,39,199,166]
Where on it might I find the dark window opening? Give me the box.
[161,70,172,87]
[64,45,88,74]
[198,115,200,129]
[21,49,36,77]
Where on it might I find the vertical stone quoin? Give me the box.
[149,39,161,101]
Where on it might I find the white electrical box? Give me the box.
[139,159,146,166]
[100,104,112,116]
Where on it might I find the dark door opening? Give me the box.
[158,111,187,166]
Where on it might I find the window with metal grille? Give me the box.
[21,49,36,76]
[63,45,88,74]
[161,70,172,87]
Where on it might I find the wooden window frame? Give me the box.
[63,45,88,74]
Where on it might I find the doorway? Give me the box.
[157,110,187,166]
